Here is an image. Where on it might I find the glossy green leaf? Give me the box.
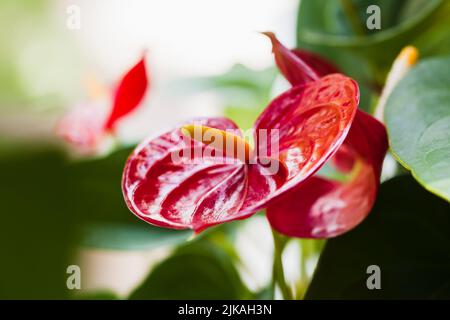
[305,175,450,299]
[296,0,448,86]
[385,57,450,201]
[129,241,251,299]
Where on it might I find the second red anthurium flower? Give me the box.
[58,55,148,154]
[122,33,388,238]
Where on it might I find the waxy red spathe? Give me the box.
[122,33,388,238]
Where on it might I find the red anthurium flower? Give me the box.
[122,33,387,238]
[264,32,388,237]
[57,55,148,153]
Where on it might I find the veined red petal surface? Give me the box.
[104,55,148,131]
[252,73,359,205]
[123,118,257,232]
[123,73,360,232]
[122,33,385,235]
[266,110,388,238]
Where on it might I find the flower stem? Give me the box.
[295,239,321,299]
[271,229,293,300]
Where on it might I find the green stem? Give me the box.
[271,229,293,300]
[295,239,313,299]
[339,0,366,36]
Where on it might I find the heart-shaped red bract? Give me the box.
[123,117,250,230]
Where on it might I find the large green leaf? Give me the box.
[0,146,193,298]
[296,0,449,86]
[0,149,74,298]
[305,175,450,299]
[385,57,450,201]
[66,147,137,224]
[129,241,251,299]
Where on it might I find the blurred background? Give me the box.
[0,0,297,144]
[0,0,299,299]
[1,0,449,299]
